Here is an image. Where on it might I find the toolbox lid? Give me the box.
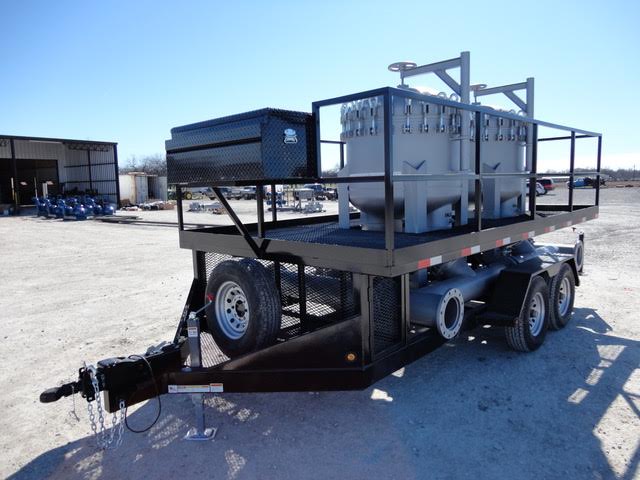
[170,108,311,135]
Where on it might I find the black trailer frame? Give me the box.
[41,87,602,413]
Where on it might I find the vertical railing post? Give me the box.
[176,185,184,231]
[256,185,265,238]
[383,90,395,264]
[297,264,307,327]
[313,103,322,177]
[530,123,538,219]
[569,131,576,212]
[270,183,277,223]
[474,111,482,232]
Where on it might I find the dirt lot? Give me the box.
[1,187,639,480]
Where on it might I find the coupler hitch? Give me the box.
[39,341,183,412]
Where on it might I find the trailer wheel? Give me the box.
[574,240,584,273]
[205,259,281,358]
[549,264,575,330]
[505,276,549,352]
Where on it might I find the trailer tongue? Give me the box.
[40,52,602,448]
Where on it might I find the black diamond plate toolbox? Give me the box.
[166,108,316,185]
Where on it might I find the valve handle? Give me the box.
[388,61,417,72]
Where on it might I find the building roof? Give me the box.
[0,134,117,146]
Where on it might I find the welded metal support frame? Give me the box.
[174,86,601,278]
[45,82,604,412]
[211,187,261,257]
[399,51,471,104]
[473,78,534,114]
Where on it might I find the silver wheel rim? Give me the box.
[528,292,545,336]
[215,281,249,339]
[558,277,572,317]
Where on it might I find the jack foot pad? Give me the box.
[184,427,217,441]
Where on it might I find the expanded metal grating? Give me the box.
[263,216,533,249]
[195,252,358,365]
[371,277,402,354]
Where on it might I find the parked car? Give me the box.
[240,186,257,200]
[539,178,555,192]
[223,187,251,200]
[201,186,231,200]
[526,181,546,196]
[298,183,337,200]
[568,176,605,188]
[324,187,338,200]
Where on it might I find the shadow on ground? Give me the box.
[10,308,639,480]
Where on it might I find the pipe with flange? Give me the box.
[410,239,583,339]
[410,259,507,339]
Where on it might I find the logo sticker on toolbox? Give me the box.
[283,128,298,144]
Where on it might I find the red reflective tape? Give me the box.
[521,232,529,239]
[418,259,431,269]
[461,247,472,256]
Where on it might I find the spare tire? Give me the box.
[205,259,281,357]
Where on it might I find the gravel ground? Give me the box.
[1,187,639,480]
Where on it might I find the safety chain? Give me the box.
[83,363,126,450]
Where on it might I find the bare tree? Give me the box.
[120,154,167,175]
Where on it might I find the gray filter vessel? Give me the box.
[337,52,534,234]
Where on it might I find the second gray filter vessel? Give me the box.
[339,93,529,233]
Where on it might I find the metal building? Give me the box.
[0,135,119,213]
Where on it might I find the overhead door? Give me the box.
[16,159,59,204]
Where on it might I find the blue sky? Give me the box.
[1,0,638,170]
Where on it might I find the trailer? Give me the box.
[40,52,603,447]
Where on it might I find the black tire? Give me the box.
[574,241,584,273]
[205,259,281,358]
[548,264,576,330]
[505,276,550,352]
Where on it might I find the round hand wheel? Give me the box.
[387,61,417,72]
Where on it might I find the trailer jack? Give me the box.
[39,311,221,447]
